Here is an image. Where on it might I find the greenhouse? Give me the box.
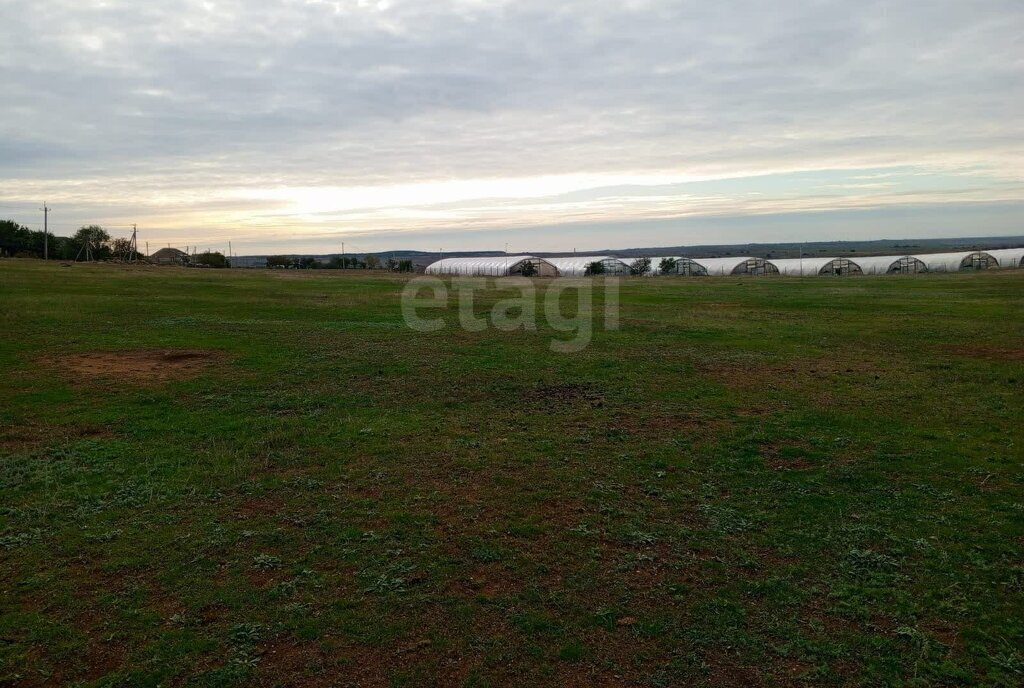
[424,255,559,277]
[771,257,864,276]
[544,256,630,276]
[421,247,1023,279]
[988,248,1024,269]
[647,257,708,276]
[913,251,998,272]
[691,257,779,276]
[854,255,928,274]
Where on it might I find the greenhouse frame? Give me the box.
[691,257,780,276]
[852,255,928,274]
[424,255,559,277]
[771,257,864,276]
[913,251,998,272]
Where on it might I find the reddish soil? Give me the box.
[60,349,224,383]
[946,345,1024,361]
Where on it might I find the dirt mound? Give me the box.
[62,349,223,382]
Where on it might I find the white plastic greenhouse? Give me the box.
[983,248,1024,269]
[913,251,998,272]
[421,247,1024,279]
[691,257,779,276]
[647,257,708,276]
[544,256,629,276]
[853,255,928,275]
[771,257,864,276]
[424,255,559,277]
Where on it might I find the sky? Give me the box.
[0,0,1021,255]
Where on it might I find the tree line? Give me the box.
[0,220,133,261]
[1,219,232,267]
[266,255,415,271]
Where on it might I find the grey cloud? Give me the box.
[0,0,1021,247]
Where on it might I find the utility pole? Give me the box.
[341,242,345,269]
[129,224,137,263]
[41,203,49,260]
[228,241,232,268]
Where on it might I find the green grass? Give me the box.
[1,260,1022,686]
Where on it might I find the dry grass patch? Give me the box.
[59,348,225,383]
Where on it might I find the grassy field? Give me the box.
[1,260,1022,687]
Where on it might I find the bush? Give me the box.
[195,251,229,268]
[629,257,652,275]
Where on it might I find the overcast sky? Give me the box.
[0,0,1021,254]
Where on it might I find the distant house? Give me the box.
[150,248,190,266]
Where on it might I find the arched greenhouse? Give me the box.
[987,248,1024,269]
[691,257,779,276]
[545,256,630,276]
[424,255,559,277]
[853,255,928,275]
[913,251,998,272]
[647,257,708,276]
[771,257,864,276]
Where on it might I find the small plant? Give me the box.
[229,622,264,645]
[253,553,282,569]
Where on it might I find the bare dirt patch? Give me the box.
[532,382,606,409]
[946,345,1024,362]
[61,349,224,383]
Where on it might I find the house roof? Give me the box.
[151,248,188,260]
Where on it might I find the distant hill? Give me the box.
[232,235,1024,268]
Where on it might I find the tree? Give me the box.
[0,220,30,257]
[520,260,538,277]
[365,255,380,269]
[72,226,111,260]
[385,257,398,271]
[266,255,293,268]
[585,261,606,276]
[195,251,228,268]
[51,236,77,260]
[629,257,652,276]
[397,259,413,273]
[111,237,133,261]
[658,257,678,275]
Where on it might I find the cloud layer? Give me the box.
[1,0,1021,252]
